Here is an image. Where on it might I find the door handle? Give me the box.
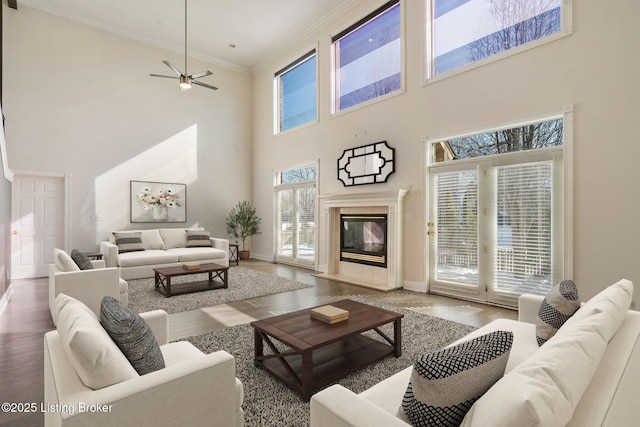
[12,230,17,235]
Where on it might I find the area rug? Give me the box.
[127,266,312,314]
[184,297,477,427]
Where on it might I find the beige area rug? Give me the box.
[127,266,312,314]
[185,296,477,427]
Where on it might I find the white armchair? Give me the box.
[44,295,244,426]
[49,248,128,326]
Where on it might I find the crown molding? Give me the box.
[251,0,362,74]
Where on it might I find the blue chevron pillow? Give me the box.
[402,331,513,427]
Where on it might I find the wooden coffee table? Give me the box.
[251,299,403,401]
[153,263,228,297]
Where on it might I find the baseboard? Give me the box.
[403,280,427,293]
[250,252,274,263]
[0,283,14,318]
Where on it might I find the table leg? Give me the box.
[223,268,228,288]
[394,318,402,357]
[254,330,264,367]
[166,277,172,297]
[301,350,313,401]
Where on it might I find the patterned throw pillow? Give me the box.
[402,331,513,427]
[536,280,580,346]
[100,296,165,375]
[186,230,212,247]
[113,232,145,253]
[70,249,94,270]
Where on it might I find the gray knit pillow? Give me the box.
[70,249,94,270]
[536,280,580,346]
[100,296,165,375]
[402,331,513,426]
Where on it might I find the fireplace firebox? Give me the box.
[340,214,387,267]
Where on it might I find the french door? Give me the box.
[429,159,561,307]
[427,115,569,308]
[276,183,317,268]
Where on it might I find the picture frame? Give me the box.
[130,180,186,223]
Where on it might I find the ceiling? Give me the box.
[17,0,361,73]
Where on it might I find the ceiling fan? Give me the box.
[149,0,218,91]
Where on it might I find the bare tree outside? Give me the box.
[468,0,561,63]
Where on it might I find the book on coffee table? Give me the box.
[310,305,349,324]
[182,262,201,270]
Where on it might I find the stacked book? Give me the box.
[310,305,349,324]
[182,262,201,270]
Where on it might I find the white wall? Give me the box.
[251,1,640,306]
[3,6,253,250]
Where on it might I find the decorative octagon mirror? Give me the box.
[337,141,395,186]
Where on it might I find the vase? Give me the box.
[152,205,168,221]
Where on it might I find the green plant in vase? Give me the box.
[226,201,261,260]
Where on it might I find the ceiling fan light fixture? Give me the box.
[179,75,192,90]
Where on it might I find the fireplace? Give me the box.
[340,214,387,267]
[317,189,408,291]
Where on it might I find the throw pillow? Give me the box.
[186,230,212,247]
[402,330,513,427]
[100,296,165,375]
[55,293,138,390]
[114,232,145,253]
[70,249,94,270]
[53,248,81,272]
[536,279,580,346]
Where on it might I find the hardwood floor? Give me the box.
[0,260,516,426]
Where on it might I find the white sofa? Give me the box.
[44,294,244,426]
[49,248,128,326]
[100,227,229,280]
[311,279,638,427]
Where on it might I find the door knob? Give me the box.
[12,230,17,235]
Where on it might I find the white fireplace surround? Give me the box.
[317,189,408,291]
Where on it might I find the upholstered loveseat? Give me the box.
[311,279,638,426]
[44,293,244,426]
[100,227,229,280]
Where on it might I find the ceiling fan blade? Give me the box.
[162,60,184,77]
[189,70,212,79]
[149,74,179,79]
[192,80,219,91]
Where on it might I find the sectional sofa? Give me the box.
[100,227,229,280]
[311,279,637,426]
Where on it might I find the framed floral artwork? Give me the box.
[130,181,186,223]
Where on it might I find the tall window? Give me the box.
[274,50,317,133]
[429,117,566,307]
[275,164,317,268]
[332,0,402,113]
[428,0,565,77]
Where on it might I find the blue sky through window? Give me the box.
[279,53,317,132]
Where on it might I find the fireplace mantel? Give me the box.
[316,188,409,291]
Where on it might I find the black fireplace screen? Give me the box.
[340,214,387,267]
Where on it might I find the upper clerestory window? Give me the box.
[332,0,402,113]
[427,0,569,78]
[274,49,317,134]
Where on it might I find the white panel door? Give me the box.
[11,175,64,278]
